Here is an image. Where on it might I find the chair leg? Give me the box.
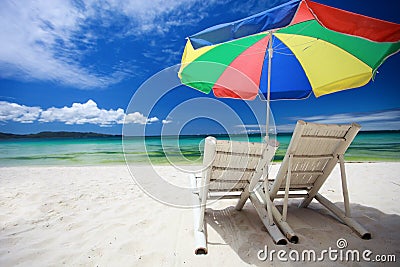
[198,176,210,232]
[282,154,293,221]
[338,155,351,217]
[263,180,274,226]
[235,185,250,211]
[256,188,299,243]
[315,193,371,239]
[190,174,208,254]
[250,192,287,245]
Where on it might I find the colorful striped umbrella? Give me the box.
[178,0,400,103]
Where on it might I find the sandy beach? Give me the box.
[1,162,399,266]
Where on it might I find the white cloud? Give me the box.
[162,119,172,124]
[233,124,267,134]
[147,117,159,123]
[233,109,400,133]
[0,101,42,123]
[125,112,159,125]
[0,99,160,127]
[90,0,195,34]
[0,0,121,88]
[39,99,125,126]
[276,124,296,133]
[287,109,400,131]
[0,0,232,88]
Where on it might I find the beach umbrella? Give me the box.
[178,0,400,136]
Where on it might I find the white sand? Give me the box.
[0,163,399,266]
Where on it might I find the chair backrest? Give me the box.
[202,136,278,193]
[269,120,361,198]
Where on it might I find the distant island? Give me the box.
[0,130,398,140]
[0,131,122,139]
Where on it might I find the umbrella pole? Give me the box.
[264,31,275,226]
[265,31,273,142]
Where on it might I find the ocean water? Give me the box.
[0,131,399,167]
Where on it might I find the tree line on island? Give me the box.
[0,132,121,139]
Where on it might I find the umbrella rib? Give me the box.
[219,32,272,52]
[273,51,295,56]
[274,38,319,51]
[274,38,317,49]
[219,36,270,56]
[272,20,316,50]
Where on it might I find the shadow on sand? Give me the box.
[205,200,400,266]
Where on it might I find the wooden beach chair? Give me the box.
[190,136,286,254]
[257,120,371,242]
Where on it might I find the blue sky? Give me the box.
[0,0,399,135]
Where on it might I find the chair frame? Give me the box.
[264,120,371,241]
[190,136,285,254]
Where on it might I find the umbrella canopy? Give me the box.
[178,0,400,101]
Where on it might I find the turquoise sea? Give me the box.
[0,131,399,167]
